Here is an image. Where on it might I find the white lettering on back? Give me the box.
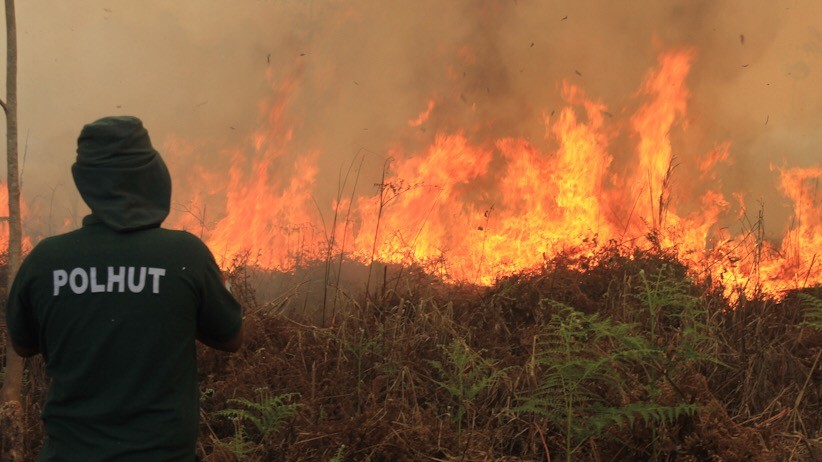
[69,268,89,294]
[127,267,146,292]
[51,266,168,296]
[53,270,68,296]
[147,267,166,294]
[89,268,105,293]
[107,266,126,293]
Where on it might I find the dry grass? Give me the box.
[1,247,820,461]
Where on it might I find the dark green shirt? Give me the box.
[6,218,242,461]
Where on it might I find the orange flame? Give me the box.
[0,183,33,254]
[151,47,819,298]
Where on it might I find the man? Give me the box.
[5,116,243,461]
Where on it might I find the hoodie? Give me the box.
[6,116,242,461]
[72,116,171,231]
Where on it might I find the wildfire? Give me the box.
[8,47,817,300]
[0,185,33,255]
[162,47,821,298]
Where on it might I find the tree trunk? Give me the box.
[1,1,23,460]
[1,0,22,405]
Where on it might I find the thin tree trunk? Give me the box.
[1,0,23,406]
[0,1,21,457]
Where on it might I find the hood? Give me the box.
[71,116,171,232]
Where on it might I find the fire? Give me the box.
[170,75,322,269]
[0,184,33,254]
[766,166,821,288]
[159,47,821,298]
[1,46,812,300]
[166,48,817,297]
[0,185,11,252]
[351,132,493,279]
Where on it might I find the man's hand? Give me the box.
[11,341,40,358]
[197,324,244,353]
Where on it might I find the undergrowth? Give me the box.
[514,302,699,461]
[2,247,820,461]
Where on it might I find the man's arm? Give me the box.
[10,341,40,358]
[6,259,41,358]
[197,323,244,353]
[190,234,244,353]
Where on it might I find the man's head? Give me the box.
[72,116,172,232]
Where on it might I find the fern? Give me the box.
[429,339,509,447]
[217,388,301,439]
[328,444,346,462]
[514,303,698,462]
[213,417,257,461]
[613,402,698,428]
[634,266,720,458]
[798,293,822,331]
[642,267,729,372]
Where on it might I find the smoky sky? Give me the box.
[2,0,820,240]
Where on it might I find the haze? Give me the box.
[2,0,820,244]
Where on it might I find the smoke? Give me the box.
[3,0,820,243]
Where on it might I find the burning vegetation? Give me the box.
[164,48,819,301]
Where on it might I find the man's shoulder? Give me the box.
[155,228,210,247]
[25,229,85,259]
[151,228,216,259]
[29,227,210,258]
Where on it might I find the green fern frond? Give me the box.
[514,301,708,461]
[213,417,257,460]
[329,444,347,462]
[798,293,822,331]
[428,339,510,445]
[218,390,301,437]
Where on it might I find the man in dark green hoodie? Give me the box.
[5,116,244,461]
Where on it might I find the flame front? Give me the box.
[162,48,819,298]
[0,185,33,254]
